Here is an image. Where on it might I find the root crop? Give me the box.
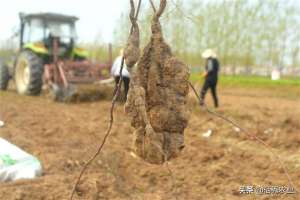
[125,0,190,164]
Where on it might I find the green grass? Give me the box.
[190,74,300,88]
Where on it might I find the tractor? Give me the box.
[0,12,112,101]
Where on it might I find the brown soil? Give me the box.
[0,86,299,200]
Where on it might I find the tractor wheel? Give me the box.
[15,50,43,95]
[0,61,10,90]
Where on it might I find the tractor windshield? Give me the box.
[45,21,76,43]
[23,18,44,43]
[22,18,77,44]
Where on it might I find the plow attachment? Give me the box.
[44,60,114,102]
[50,83,114,102]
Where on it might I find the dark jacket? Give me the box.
[205,58,219,82]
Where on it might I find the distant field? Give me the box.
[190,74,300,100]
[190,74,300,88]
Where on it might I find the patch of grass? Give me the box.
[190,74,300,88]
[190,74,300,100]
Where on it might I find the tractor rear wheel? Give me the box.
[15,50,43,95]
[0,60,10,90]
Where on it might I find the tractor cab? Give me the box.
[19,13,87,60]
[0,12,112,102]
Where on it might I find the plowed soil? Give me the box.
[0,85,299,200]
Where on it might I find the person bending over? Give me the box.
[111,49,130,100]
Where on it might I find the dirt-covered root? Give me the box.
[125,0,190,164]
[124,0,140,69]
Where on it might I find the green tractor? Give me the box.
[0,12,112,101]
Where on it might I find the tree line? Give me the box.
[0,0,299,69]
[114,0,300,68]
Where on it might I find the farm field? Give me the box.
[0,0,300,199]
[0,77,299,200]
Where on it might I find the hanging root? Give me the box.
[124,0,141,69]
[70,1,142,199]
[125,0,190,165]
[70,58,125,200]
[188,81,299,194]
[156,0,167,18]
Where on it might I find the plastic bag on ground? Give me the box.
[0,120,4,128]
[0,138,42,182]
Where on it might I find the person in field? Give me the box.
[199,49,219,108]
[111,49,130,100]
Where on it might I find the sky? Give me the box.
[1,0,299,44]
[0,0,128,43]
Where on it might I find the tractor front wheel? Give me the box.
[0,60,10,90]
[15,50,43,95]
